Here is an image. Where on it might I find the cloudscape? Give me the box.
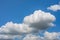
[0,0,60,40]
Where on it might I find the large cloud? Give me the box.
[47,4,60,11]
[24,10,56,30]
[0,10,56,40]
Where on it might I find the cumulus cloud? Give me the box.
[0,10,56,40]
[44,31,60,40]
[0,22,33,40]
[23,34,44,40]
[23,31,60,40]
[24,10,56,30]
[47,4,60,11]
[0,22,33,35]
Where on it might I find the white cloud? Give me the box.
[0,22,33,40]
[24,10,56,30]
[23,34,44,40]
[47,4,60,11]
[0,35,14,40]
[23,31,60,40]
[44,31,60,40]
[0,35,22,40]
[0,10,56,40]
[0,22,33,35]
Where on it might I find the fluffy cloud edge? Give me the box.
[0,10,56,40]
[24,10,56,30]
[47,3,60,11]
[23,31,60,40]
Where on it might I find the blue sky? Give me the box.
[0,0,60,32]
[0,0,60,40]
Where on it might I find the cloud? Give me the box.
[23,31,60,40]
[23,34,44,40]
[0,35,23,40]
[24,10,56,30]
[44,31,60,40]
[0,35,14,40]
[0,22,33,35]
[0,10,56,40]
[47,4,60,11]
[0,22,33,40]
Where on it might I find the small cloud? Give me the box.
[44,31,60,40]
[47,3,60,11]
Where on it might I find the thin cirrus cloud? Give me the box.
[0,10,56,40]
[47,3,60,11]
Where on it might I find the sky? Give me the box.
[0,0,60,40]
